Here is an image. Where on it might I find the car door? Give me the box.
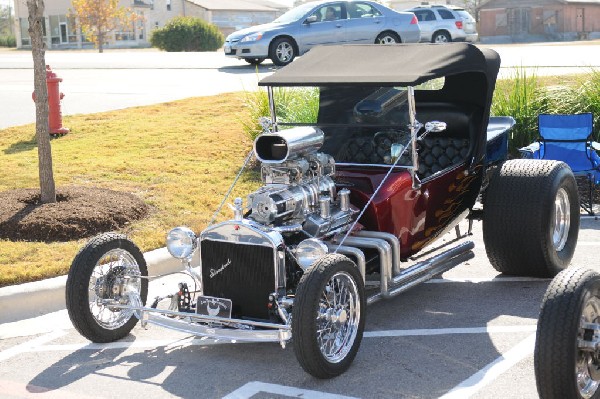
[297,3,347,49]
[412,9,435,41]
[344,1,385,43]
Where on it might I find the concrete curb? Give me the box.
[0,247,183,324]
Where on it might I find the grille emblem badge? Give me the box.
[209,259,231,278]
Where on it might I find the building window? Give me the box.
[19,18,30,46]
[166,0,171,11]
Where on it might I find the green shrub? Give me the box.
[0,35,16,47]
[150,17,223,52]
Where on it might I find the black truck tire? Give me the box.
[535,267,600,399]
[66,233,148,343]
[483,160,579,277]
[292,254,365,378]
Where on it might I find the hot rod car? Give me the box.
[66,43,580,379]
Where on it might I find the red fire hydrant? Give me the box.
[32,65,70,136]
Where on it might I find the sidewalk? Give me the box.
[0,247,188,324]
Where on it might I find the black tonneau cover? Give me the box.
[259,43,499,87]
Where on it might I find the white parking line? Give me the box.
[0,330,66,362]
[427,276,549,284]
[437,333,536,399]
[364,325,536,338]
[222,381,360,399]
[577,241,600,245]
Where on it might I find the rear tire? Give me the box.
[535,267,600,399]
[483,160,579,277]
[375,31,401,44]
[66,233,148,343]
[292,254,365,378]
[432,31,451,43]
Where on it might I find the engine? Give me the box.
[248,126,356,237]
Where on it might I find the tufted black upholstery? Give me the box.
[417,137,470,179]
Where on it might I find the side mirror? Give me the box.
[305,15,318,24]
[424,121,447,133]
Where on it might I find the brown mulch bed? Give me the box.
[0,186,149,242]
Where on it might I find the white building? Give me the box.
[13,0,286,49]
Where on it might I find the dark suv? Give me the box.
[405,4,478,43]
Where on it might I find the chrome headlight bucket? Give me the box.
[166,227,197,259]
[296,238,328,270]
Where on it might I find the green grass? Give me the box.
[0,93,259,286]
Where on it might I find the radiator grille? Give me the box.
[200,239,275,320]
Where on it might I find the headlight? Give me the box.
[296,239,328,270]
[240,32,263,42]
[166,227,197,259]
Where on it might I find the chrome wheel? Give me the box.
[88,248,142,330]
[316,271,361,363]
[276,41,293,63]
[553,187,571,251]
[577,296,600,398]
[433,32,450,43]
[378,35,396,44]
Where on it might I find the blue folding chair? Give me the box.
[519,113,600,215]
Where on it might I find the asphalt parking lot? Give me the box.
[1,218,598,399]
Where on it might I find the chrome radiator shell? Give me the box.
[199,221,285,320]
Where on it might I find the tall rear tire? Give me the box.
[292,254,365,378]
[535,267,600,399]
[66,233,148,343]
[483,160,579,277]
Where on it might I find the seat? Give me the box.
[519,113,600,215]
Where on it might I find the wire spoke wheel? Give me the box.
[292,254,365,378]
[66,233,148,343]
[88,249,143,330]
[316,271,361,363]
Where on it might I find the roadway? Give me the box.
[1,41,600,129]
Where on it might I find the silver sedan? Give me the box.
[224,0,420,66]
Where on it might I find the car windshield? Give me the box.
[272,86,414,165]
[273,3,316,24]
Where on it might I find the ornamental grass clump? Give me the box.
[242,87,319,141]
[492,67,548,155]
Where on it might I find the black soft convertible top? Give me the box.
[259,43,499,87]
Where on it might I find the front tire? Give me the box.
[244,58,265,65]
[292,254,365,378]
[535,267,600,399]
[269,38,296,66]
[66,233,148,343]
[483,160,579,277]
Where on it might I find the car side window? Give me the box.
[347,3,382,19]
[438,9,455,20]
[415,10,436,22]
[314,4,344,22]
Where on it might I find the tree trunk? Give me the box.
[98,31,104,53]
[27,0,56,204]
